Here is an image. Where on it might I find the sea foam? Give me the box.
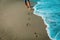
[33,0,60,40]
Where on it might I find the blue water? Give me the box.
[32,0,60,40]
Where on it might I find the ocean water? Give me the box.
[33,0,60,40]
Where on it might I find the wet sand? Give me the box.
[0,0,50,40]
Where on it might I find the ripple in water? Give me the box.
[33,0,60,40]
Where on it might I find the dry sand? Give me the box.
[0,0,50,40]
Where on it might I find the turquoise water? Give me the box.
[32,0,60,40]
